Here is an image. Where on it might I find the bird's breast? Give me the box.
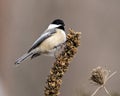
[38,29,66,53]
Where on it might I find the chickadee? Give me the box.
[15,19,66,64]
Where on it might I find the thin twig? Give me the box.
[105,71,117,83]
[103,86,111,96]
[91,85,103,96]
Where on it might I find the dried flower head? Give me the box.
[90,66,109,85]
[90,66,117,96]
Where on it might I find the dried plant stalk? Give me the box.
[44,29,81,96]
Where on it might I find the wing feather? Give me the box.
[28,28,56,53]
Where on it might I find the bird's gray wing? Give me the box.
[28,28,56,53]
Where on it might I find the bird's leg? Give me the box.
[54,43,66,59]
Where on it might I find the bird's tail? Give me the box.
[15,52,33,65]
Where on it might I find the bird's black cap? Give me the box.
[51,19,65,26]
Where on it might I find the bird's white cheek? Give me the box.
[47,24,60,30]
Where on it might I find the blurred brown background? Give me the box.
[0,0,120,96]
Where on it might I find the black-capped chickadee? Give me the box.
[15,19,66,64]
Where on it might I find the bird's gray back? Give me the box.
[28,28,56,53]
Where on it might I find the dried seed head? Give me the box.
[90,67,117,96]
[44,29,81,96]
[90,66,109,85]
